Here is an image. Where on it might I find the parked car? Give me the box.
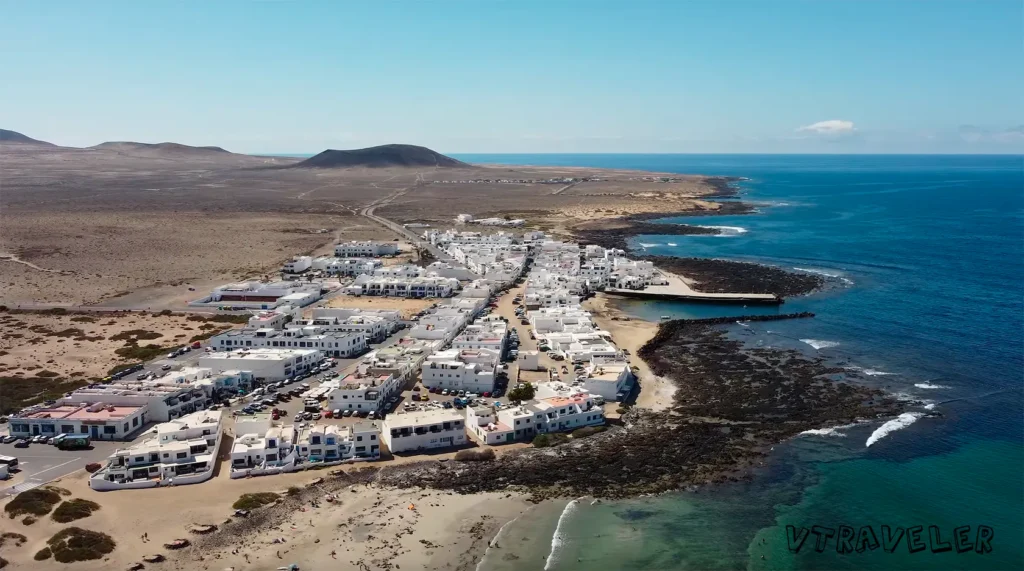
[332,409,341,418]
[343,409,354,417]
[294,413,304,422]
[441,389,449,396]
[302,412,313,420]
[312,412,321,420]
[367,411,376,420]
[14,440,29,448]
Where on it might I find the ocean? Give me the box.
[454,154,1024,571]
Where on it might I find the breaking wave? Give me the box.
[799,427,848,438]
[695,225,748,236]
[667,242,677,247]
[865,412,924,447]
[801,339,840,350]
[914,382,950,389]
[544,498,581,570]
[793,267,854,285]
[849,366,896,376]
[638,243,658,248]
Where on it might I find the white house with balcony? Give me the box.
[211,328,366,358]
[325,372,402,413]
[335,240,399,257]
[382,409,466,453]
[90,410,223,490]
[420,348,499,394]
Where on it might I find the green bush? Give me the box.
[34,547,52,561]
[232,492,280,510]
[22,516,36,526]
[46,527,116,563]
[4,488,63,518]
[570,426,606,439]
[286,486,302,497]
[507,382,536,402]
[114,343,168,361]
[52,499,101,523]
[109,329,163,342]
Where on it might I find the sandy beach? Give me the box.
[0,466,533,571]
[582,294,675,411]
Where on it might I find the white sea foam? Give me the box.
[798,426,848,438]
[696,225,748,236]
[667,242,678,247]
[914,382,949,389]
[638,243,658,248]
[923,403,937,411]
[794,267,854,285]
[544,498,581,570]
[801,339,840,350]
[849,366,896,376]
[476,515,523,571]
[736,321,750,327]
[865,412,924,447]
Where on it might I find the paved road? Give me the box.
[0,440,121,496]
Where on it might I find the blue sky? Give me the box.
[3,0,1022,154]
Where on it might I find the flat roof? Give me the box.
[383,408,462,429]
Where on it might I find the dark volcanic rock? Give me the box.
[293,144,467,169]
[647,256,825,298]
[0,128,54,146]
[373,316,904,499]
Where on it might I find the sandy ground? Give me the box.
[319,294,439,320]
[0,311,232,380]
[583,294,674,411]
[0,212,346,306]
[0,466,531,571]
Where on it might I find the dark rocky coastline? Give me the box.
[371,315,904,500]
[648,256,825,298]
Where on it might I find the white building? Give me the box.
[325,372,402,413]
[466,393,604,445]
[382,409,466,453]
[211,328,367,358]
[456,214,474,223]
[282,256,313,274]
[373,264,423,279]
[308,307,402,341]
[314,257,382,277]
[421,348,499,394]
[198,348,322,381]
[347,274,458,298]
[194,280,322,309]
[230,419,380,477]
[90,410,223,490]
[453,319,507,352]
[408,314,466,344]
[581,359,635,402]
[335,241,400,257]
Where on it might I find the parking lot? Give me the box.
[0,439,122,496]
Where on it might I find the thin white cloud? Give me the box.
[958,125,1024,144]
[797,120,856,135]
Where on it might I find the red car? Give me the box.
[324,410,334,419]
[482,392,491,398]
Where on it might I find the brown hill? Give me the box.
[91,141,231,155]
[293,144,467,168]
[0,128,54,145]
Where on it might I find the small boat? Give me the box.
[660,315,671,320]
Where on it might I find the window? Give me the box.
[370,434,376,441]
[104,426,116,434]
[123,423,129,432]
[133,417,139,427]
[356,435,363,442]
[176,452,187,459]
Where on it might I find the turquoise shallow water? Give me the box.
[457,154,1024,571]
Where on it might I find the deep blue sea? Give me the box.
[454,154,1024,571]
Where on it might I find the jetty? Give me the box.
[605,272,782,305]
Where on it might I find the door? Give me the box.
[90,425,100,439]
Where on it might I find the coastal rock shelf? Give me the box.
[373,316,903,499]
